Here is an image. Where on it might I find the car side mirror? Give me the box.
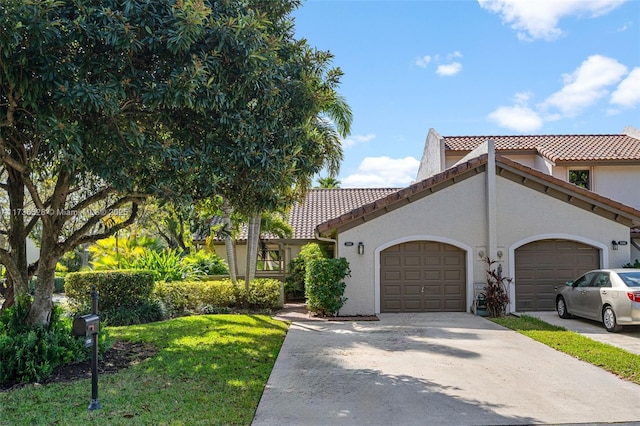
[565,281,574,287]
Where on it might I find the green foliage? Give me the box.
[243,279,282,309]
[101,300,164,327]
[181,250,229,276]
[154,279,238,318]
[127,248,186,282]
[64,270,155,314]
[89,236,164,271]
[305,258,350,316]
[153,278,281,318]
[623,259,640,268]
[0,305,89,386]
[285,243,328,299]
[482,258,511,318]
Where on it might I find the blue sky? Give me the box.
[293,0,640,188]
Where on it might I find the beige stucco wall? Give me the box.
[336,174,487,316]
[495,177,631,312]
[334,171,633,316]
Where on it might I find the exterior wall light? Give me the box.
[612,240,619,250]
[357,242,364,255]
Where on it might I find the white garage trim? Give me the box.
[374,235,474,314]
[507,233,608,313]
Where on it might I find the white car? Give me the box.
[555,269,640,332]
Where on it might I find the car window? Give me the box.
[592,273,611,288]
[574,272,597,288]
[618,272,640,288]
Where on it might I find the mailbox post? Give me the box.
[72,286,101,410]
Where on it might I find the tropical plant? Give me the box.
[317,176,341,188]
[305,257,350,316]
[482,258,511,318]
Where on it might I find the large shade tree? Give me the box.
[0,0,349,325]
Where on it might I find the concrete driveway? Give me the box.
[252,313,640,426]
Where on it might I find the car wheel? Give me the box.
[603,306,622,332]
[556,297,572,319]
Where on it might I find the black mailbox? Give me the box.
[73,314,100,337]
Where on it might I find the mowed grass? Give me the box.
[0,315,288,426]
[492,315,640,385]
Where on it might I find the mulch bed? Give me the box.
[0,340,158,392]
[326,315,379,321]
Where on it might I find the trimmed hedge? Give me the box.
[305,258,350,316]
[65,270,155,313]
[154,278,282,318]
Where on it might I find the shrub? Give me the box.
[153,278,281,318]
[64,270,158,325]
[482,258,511,318]
[181,250,228,276]
[128,248,185,282]
[285,243,328,300]
[154,279,237,318]
[241,279,282,309]
[623,259,640,268]
[65,270,155,313]
[101,300,164,326]
[305,258,350,316]
[0,304,102,387]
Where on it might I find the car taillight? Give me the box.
[627,292,640,303]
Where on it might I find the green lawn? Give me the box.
[0,315,288,426]
[491,315,640,385]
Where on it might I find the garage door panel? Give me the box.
[515,239,599,311]
[404,270,421,281]
[381,241,466,313]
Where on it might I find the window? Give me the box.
[574,272,597,288]
[257,248,283,271]
[593,273,611,288]
[569,169,590,189]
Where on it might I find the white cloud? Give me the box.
[416,52,463,76]
[488,92,543,132]
[436,62,463,76]
[541,55,627,116]
[341,156,420,188]
[488,105,543,132]
[415,55,432,68]
[611,67,640,108]
[342,133,376,149]
[478,0,626,41]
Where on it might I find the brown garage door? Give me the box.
[380,241,466,313]
[515,239,600,311]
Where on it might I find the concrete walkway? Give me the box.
[253,313,640,426]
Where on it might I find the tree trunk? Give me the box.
[221,199,237,285]
[245,213,261,291]
[7,167,29,298]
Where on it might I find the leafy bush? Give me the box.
[482,258,511,318]
[0,304,98,386]
[181,250,228,276]
[101,300,164,326]
[128,248,185,282]
[64,270,159,325]
[154,279,238,318]
[153,278,281,318]
[623,259,640,268]
[237,279,282,309]
[305,258,350,316]
[285,243,328,300]
[65,270,155,312]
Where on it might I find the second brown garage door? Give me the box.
[515,239,600,311]
[380,241,466,313]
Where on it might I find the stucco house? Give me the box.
[210,128,640,315]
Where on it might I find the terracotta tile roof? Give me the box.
[204,188,399,242]
[316,154,640,235]
[443,134,640,163]
[288,188,399,239]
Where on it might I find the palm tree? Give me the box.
[317,176,341,188]
[244,71,352,290]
